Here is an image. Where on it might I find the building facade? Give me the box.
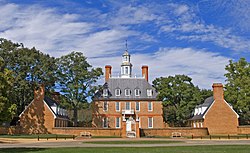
[189,83,239,135]
[19,85,69,134]
[92,51,164,137]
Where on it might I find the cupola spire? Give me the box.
[121,41,132,78]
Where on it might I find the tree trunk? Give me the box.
[73,107,78,127]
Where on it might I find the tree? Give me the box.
[0,58,16,123]
[56,52,102,126]
[153,75,212,127]
[224,58,250,125]
[0,38,57,116]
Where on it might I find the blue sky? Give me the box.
[0,0,250,89]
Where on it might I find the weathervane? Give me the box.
[125,40,128,51]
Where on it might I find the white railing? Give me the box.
[122,109,135,114]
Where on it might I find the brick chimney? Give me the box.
[142,65,148,82]
[51,92,60,103]
[105,65,112,82]
[212,83,224,100]
[34,84,45,100]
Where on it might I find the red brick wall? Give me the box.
[204,99,239,134]
[141,127,208,137]
[19,97,55,134]
[52,127,121,137]
[92,100,164,129]
[0,126,21,135]
[238,126,250,134]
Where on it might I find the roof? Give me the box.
[44,96,69,119]
[93,78,159,101]
[189,96,214,120]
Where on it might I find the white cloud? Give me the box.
[0,3,140,58]
[159,3,250,52]
[89,47,229,89]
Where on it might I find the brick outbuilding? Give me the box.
[19,85,69,134]
[190,83,239,135]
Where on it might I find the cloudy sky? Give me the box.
[0,0,250,89]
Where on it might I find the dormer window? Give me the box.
[135,89,140,96]
[147,89,153,97]
[103,89,108,97]
[115,89,121,96]
[125,89,131,96]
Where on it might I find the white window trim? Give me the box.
[103,101,108,112]
[138,117,141,128]
[148,117,153,128]
[125,89,131,96]
[115,89,121,96]
[125,102,131,110]
[103,89,108,97]
[147,89,153,97]
[148,102,153,111]
[115,117,121,128]
[115,102,120,112]
[135,102,140,112]
[103,117,108,128]
[135,89,140,96]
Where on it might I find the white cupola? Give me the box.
[121,50,132,78]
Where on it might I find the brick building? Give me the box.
[92,50,164,137]
[189,83,239,134]
[19,85,69,134]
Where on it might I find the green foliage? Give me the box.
[153,75,212,127]
[224,58,250,125]
[0,66,15,122]
[0,38,57,122]
[56,52,103,126]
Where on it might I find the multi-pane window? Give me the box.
[125,102,130,110]
[103,117,108,128]
[116,117,120,128]
[148,117,153,128]
[148,102,152,111]
[135,89,140,96]
[135,102,140,111]
[147,89,152,96]
[125,89,131,96]
[103,89,108,97]
[116,102,120,111]
[115,89,121,96]
[103,101,108,111]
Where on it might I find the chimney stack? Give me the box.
[105,65,112,82]
[142,65,148,82]
[51,92,60,103]
[34,84,45,100]
[212,83,224,100]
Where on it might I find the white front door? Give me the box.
[126,120,132,132]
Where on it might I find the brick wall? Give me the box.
[140,127,209,137]
[19,97,55,134]
[92,100,164,129]
[238,126,250,134]
[204,99,239,135]
[51,127,121,136]
[0,126,21,135]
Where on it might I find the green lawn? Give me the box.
[83,140,183,144]
[0,146,250,153]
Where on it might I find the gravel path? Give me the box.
[0,138,249,148]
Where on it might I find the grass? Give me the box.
[0,134,74,139]
[83,140,183,144]
[0,146,250,153]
